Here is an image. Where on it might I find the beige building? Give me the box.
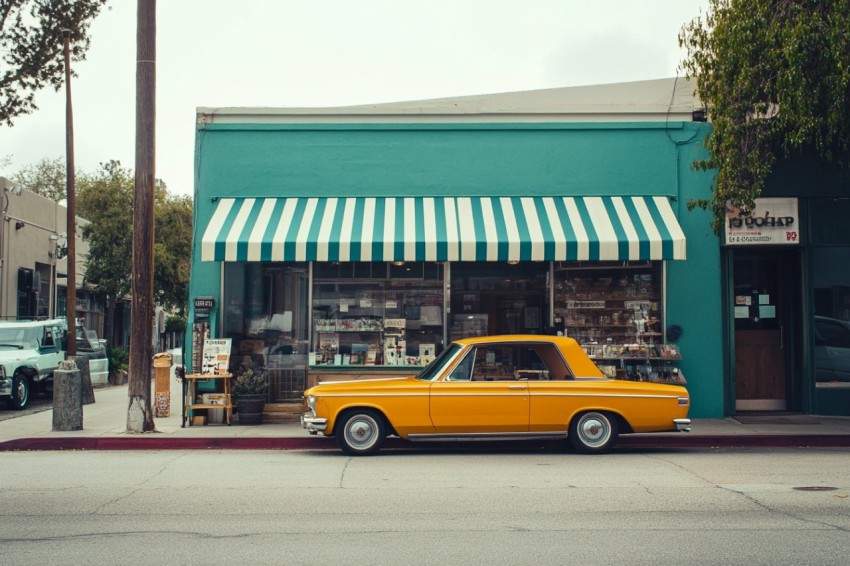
[0,178,102,332]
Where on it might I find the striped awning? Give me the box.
[201,196,686,262]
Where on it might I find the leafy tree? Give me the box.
[76,160,193,341]
[12,156,66,200]
[154,192,193,315]
[77,160,134,345]
[0,0,108,126]
[679,0,850,232]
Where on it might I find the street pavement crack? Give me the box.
[92,452,190,514]
[339,457,351,488]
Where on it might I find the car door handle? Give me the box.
[508,385,527,390]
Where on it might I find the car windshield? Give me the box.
[74,326,101,351]
[0,326,41,349]
[416,343,463,381]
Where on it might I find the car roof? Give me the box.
[814,316,850,326]
[454,334,575,346]
[0,318,66,329]
[451,334,603,378]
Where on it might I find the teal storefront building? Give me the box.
[188,78,728,419]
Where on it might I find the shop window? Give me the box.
[223,262,309,402]
[311,262,444,367]
[36,262,51,318]
[553,262,666,373]
[813,247,850,389]
[450,262,548,340]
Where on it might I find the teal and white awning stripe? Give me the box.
[201,196,686,262]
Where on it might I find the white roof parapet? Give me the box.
[197,77,703,125]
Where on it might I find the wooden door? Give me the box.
[734,253,789,411]
[735,330,785,409]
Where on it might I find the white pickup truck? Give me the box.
[0,318,108,410]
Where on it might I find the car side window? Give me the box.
[468,343,566,381]
[817,320,850,349]
[471,346,517,381]
[43,329,54,347]
[448,348,476,381]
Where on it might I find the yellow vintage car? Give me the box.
[301,335,690,455]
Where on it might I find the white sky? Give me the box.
[0,0,708,197]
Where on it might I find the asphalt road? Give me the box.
[2,447,849,565]
[0,394,52,421]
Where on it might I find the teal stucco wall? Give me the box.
[191,120,724,417]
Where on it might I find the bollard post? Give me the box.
[52,360,83,431]
[73,354,95,405]
[153,352,173,417]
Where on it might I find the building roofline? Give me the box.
[197,77,703,125]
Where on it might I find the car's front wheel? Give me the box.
[7,373,30,410]
[335,409,386,456]
[569,411,618,453]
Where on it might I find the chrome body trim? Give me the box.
[674,418,691,432]
[301,414,328,433]
[312,391,682,400]
[408,431,568,442]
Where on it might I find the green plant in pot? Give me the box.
[233,355,268,425]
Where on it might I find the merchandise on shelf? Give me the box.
[554,262,681,382]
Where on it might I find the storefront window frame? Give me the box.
[219,259,674,379]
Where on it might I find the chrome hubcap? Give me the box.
[345,416,377,449]
[14,379,27,404]
[579,414,609,446]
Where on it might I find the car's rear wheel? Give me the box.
[8,373,30,410]
[569,411,618,453]
[335,409,386,456]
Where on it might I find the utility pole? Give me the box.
[127,0,156,432]
[62,30,76,357]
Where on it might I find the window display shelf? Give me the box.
[554,263,664,351]
[315,319,384,332]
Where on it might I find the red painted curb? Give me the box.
[0,436,332,451]
[619,434,850,448]
[2,434,850,452]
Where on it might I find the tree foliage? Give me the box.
[72,160,193,314]
[12,156,66,200]
[76,160,134,301]
[154,192,193,315]
[679,0,850,232]
[0,0,108,126]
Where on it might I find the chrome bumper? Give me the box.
[301,414,328,434]
[674,418,692,432]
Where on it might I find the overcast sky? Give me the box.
[1,0,708,197]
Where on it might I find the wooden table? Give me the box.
[183,373,233,426]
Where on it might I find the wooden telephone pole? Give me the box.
[127,0,156,432]
[62,30,76,357]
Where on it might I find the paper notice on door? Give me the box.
[734,306,750,319]
[759,305,776,318]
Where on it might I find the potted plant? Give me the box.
[232,355,268,425]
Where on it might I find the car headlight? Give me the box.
[306,395,316,413]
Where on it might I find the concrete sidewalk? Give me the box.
[2,374,850,451]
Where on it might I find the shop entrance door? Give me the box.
[733,250,798,411]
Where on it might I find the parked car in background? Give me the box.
[0,318,109,410]
[0,319,65,409]
[814,316,850,382]
[74,325,109,387]
[302,335,691,455]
